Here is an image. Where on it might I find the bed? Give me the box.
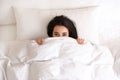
[0,37,119,80]
[0,0,120,80]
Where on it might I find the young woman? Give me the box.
[36,15,84,45]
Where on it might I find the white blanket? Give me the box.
[0,37,119,80]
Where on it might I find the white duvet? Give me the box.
[0,37,119,80]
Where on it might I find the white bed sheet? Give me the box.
[0,37,119,80]
[101,37,120,79]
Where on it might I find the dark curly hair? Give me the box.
[47,15,78,39]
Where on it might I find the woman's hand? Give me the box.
[77,38,84,44]
[36,38,44,45]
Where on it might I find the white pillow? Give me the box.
[14,7,99,44]
[0,0,98,25]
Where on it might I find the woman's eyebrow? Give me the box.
[54,32,59,33]
[63,32,67,33]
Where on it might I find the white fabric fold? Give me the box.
[0,37,119,80]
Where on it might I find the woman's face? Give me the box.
[52,25,69,37]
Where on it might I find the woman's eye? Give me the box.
[62,33,67,36]
[54,33,59,36]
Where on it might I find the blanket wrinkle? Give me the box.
[0,37,119,80]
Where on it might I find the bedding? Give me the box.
[0,0,98,25]
[100,37,120,79]
[0,25,16,41]
[0,37,119,80]
[13,7,99,44]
